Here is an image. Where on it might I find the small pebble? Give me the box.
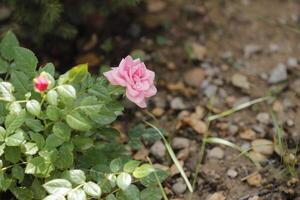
[268,63,287,84]
[170,97,187,110]
[227,169,238,178]
[240,129,256,140]
[206,192,226,200]
[150,140,166,159]
[232,73,250,89]
[246,173,262,187]
[287,57,298,68]
[172,137,190,150]
[256,112,270,124]
[172,180,187,195]
[208,147,225,159]
[251,139,274,156]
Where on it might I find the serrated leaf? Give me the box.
[45,134,64,148]
[58,64,88,85]
[53,122,71,141]
[0,126,6,142]
[46,105,60,121]
[25,118,44,132]
[54,144,73,170]
[23,142,38,155]
[133,164,154,178]
[12,165,24,182]
[66,112,92,131]
[110,158,122,173]
[0,31,19,60]
[67,188,86,200]
[25,156,54,177]
[9,101,22,114]
[140,187,162,200]
[0,82,15,102]
[26,100,41,116]
[116,172,131,191]
[14,47,37,74]
[5,146,21,163]
[6,110,26,134]
[0,57,8,74]
[116,185,140,200]
[64,169,86,185]
[43,179,72,196]
[124,160,140,173]
[83,182,101,198]
[30,132,45,149]
[10,70,32,98]
[5,129,25,146]
[57,85,76,100]
[47,90,58,106]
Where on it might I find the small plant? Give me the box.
[0,31,168,200]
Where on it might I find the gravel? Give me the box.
[268,63,288,84]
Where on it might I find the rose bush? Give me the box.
[0,31,168,200]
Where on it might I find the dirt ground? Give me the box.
[124,0,300,199]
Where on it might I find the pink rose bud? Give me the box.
[104,55,157,108]
[34,72,49,92]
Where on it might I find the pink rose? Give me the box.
[104,55,157,108]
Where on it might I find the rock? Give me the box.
[152,107,165,117]
[183,68,205,87]
[228,124,239,135]
[172,180,187,195]
[251,139,274,156]
[268,63,287,84]
[244,44,262,58]
[133,147,149,160]
[246,173,262,187]
[150,140,166,159]
[248,151,268,163]
[186,118,207,134]
[256,112,270,124]
[206,192,226,200]
[172,137,190,150]
[191,43,207,60]
[208,147,224,159]
[291,79,300,95]
[170,97,187,110]
[147,0,166,13]
[240,129,256,140]
[287,57,298,68]
[204,84,218,97]
[177,148,190,161]
[227,169,238,178]
[231,73,250,90]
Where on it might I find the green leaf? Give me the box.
[0,171,12,191]
[45,134,64,148]
[10,186,34,200]
[90,107,116,125]
[83,182,101,198]
[140,170,169,187]
[57,85,76,100]
[124,160,140,173]
[64,169,86,185]
[0,57,8,74]
[67,188,86,200]
[47,90,58,106]
[116,185,140,200]
[10,70,32,98]
[46,105,60,121]
[66,112,92,131]
[6,109,26,134]
[133,164,154,178]
[44,194,66,200]
[53,122,71,141]
[116,172,131,191]
[43,179,72,196]
[25,118,44,132]
[12,165,24,182]
[140,187,162,200]
[9,101,22,114]
[106,194,117,200]
[23,142,38,155]
[0,143,5,156]
[5,129,25,146]
[25,156,54,177]
[0,31,19,60]
[110,158,123,173]
[5,146,21,163]
[30,132,45,149]
[79,96,103,114]
[31,178,46,199]
[0,82,15,102]
[0,126,6,142]
[54,143,73,170]
[58,64,88,84]
[26,100,41,116]
[72,135,93,151]
[14,47,37,74]
[39,63,55,76]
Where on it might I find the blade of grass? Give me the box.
[208,97,270,121]
[205,137,261,169]
[147,157,169,200]
[144,121,193,192]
